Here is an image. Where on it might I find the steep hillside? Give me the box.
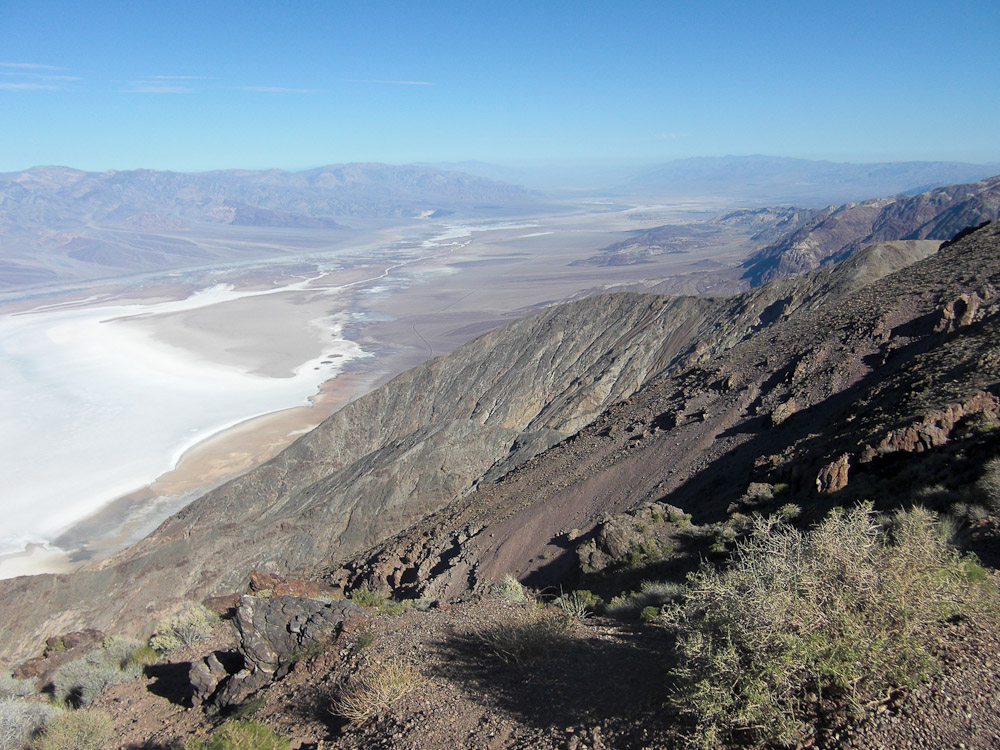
[331,223,1000,607]
[0,234,939,663]
[741,176,1000,284]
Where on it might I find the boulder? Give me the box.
[232,595,362,678]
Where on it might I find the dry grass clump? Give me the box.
[184,719,289,750]
[333,660,420,724]
[30,708,114,750]
[668,503,997,748]
[473,612,569,667]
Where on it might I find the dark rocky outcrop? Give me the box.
[191,595,361,707]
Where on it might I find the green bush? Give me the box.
[185,719,289,750]
[606,581,684,620]
[101,635,144,669]
[0,699,59,750]
[667,504,996,747]
[127,643,160,669]
[150,602,218,653]
[31,708,114,750]
[347,587,384,608]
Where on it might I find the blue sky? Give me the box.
[2,0,999,172]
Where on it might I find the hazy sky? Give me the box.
[3,0,999,172]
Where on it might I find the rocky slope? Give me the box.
[740,175,1000,284]
[328,222,1000,608]
[0,231,941,664]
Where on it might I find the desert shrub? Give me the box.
[473,612,568,667]
[554,589,602,619]
[491,575,531,603]
[0,674,34,699]
[347,587,384,608]
[332,661,419,724]
[606,581,684,620]
[668,504,996,747]
[149,602,218,653]
[52,646,141,707]
[0,699,59,750]
[185,719,289,750]
[974,457,1000,512]
[101,635,145,669]
[31,708,114,750]
[127,643,160,669]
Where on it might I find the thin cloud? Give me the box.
[0,63,76,91]
[345,79,435,86]
[0,62,61,70]
[0,72,80,81]
[147,75,208,80]
[0,82,60,91]
[240,86,325,94]
[127,84,194,94]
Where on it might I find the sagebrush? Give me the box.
[0,699,58,750]
[149,602,218,653]
[668,504,996,747]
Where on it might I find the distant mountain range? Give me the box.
[0,163,541,290]
[628,155,999,205]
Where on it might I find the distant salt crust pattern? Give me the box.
[0,280,367,556]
